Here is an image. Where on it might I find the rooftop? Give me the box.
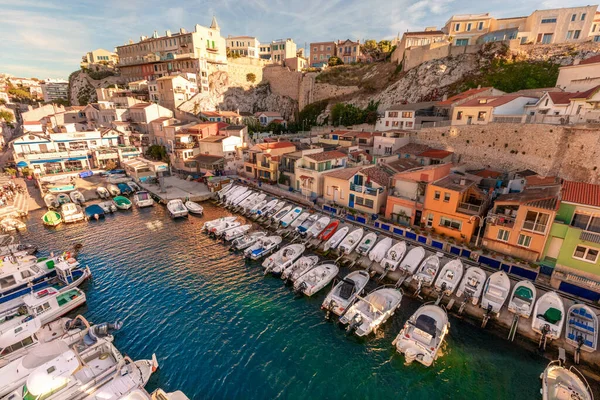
[199,135,227,143]
[436,87,493,106]
[396,143,431,156]
[322,166,364,181]
[495,187,560,211]
[470,169,503,179]
[418,149,453,159]
[546,86,600,104]
[222,125,246,130]
[305,150,347,162]
[404,30,445,36]
[360,166,393,187]
[387,101,437,111]
[192,154,224,164]
[256,141,295,150]
[386,158,422,173]
[432,174,479,193]
[459,94,536,108]
[561,180,600,208]
[255,111,283,117]
[129,103,153,109]
[525,175,561,188]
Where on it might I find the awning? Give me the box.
[16,161,28,167]
[68,156,88,161]
[30,159,62,164]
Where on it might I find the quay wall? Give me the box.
[411,123,600,184]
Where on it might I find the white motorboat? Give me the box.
[271,205,292,223]
[323,226,349,252]
[263,244,305,275]
[1,218,26,232]
[337,228,364,255]
[397,246,425,276]
[356,232,378,256]
[60,203,85,223]
[202,216,237,232]
[43,193,59,209]
[133,191,155,208]
[481,271,510,315]
[294,263,339,296]
[216,182,234,200]
[281,256,320,283]
[507,280,537,319]
[255,199,278,216]
[300,215,327,236]
[127,181,142,192]
[236,192,259,210]
[434,259,464,296]
[4,338,157,400]
[532,291,565,342]
[381,241,407,272]
[321,270,370,317]
[107,183,120,196]
[57,193,71,205]
[264,201,285,219]
[69,190,85,205]
[229,189,253,208]
[249,199,269,215]
[540,360,592,400]
[456,267,487,306]
[185,201,204,215]
[368,237,393,263]
[123,388,191,400]
[223,186,247,205]
[393,304,449,367]
[210,220,241,237]
[290,211,310,228]
[223,224,252,241]
[410,255,440,290]
[167,199,189,218]
[339,287,403,337]
[244,236,282,260]
[99,201,117,213]
[242,193,266,213]
[231,231,267,251]
[96,186,111,199]
[280,206,303,227]
[566,304,598,353]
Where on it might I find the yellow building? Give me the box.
[243,141,296,182]
[443,13,494,46]
[81,48,118,67]
[483,187,559,262]
[423,174,489,242]
[295,150,348,197]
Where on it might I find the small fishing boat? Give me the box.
[226,187,249,206]
[317,220,339,241]
[47,184,75,193]
[84,204,105,221]
[532,291,565,342]
[356,232,377,256]
[69,190,85,205]
[265,201,285,219]
[113,195,133,210]
[566,304,598,353]
[290,211,310,228]
[1,218,26,232]
[304,216,330,237]
[507,280,537,319]
[322,270,370,317]
[185,200,204,215]
[540,360,592,400]
[127,181,141,192]
[243,194,267,213]
[235,192,258,211]
[217,182,234,200]
[294,263,339,296]
[338,228,364,255]
[263,243,305,275]
[42,211,62,227]
[410,255,441,290]
[231,231,267,251]
[224,224,252,241]
[368,237,393,263]
[397,246,425,276]
[481,271,510,315]
[99,201,117,213]
[118,182,133,196]
[434,259,464,296]
[381,241,407,276]
[56,193,71,205]
[60,203,85,223]
[166,199,188,218]
[223,186,245,203]
[107,183,121,196]
[134,191,155,208]
[210,220,241,237]
[249,199,269,215]
[323,226,349,251]
[244,236,282,260]
[96,186,111,199]
[393,304,449,367]
[202,216,237,232]
[456,267,487,306]
[271,205,292,223]
[280,206,303,227]
[255,199,278,216]
[43,193,59,209]
[229,189,253,208]
[340,287,403,337]
[281,255,320,283]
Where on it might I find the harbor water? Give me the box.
[17,202,551,399]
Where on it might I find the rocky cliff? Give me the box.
[68,69,126,106]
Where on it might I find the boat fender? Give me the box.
[99,353,110,360]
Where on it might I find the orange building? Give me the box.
[423,174,489,242]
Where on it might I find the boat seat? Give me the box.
[538,307,562,325]
[339,280,356,300]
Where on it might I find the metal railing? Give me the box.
[488,213,516,228]
[457,202,482,215]
[350,183,382,196]
[492,116,525,124]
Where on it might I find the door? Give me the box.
[467,116,473,125]
[414,210,422,225]
[349,194,355,208]
[536,33,543,43]
[545,237,563,260]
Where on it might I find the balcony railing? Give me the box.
[489,213,516,228]
[350,183,382,196]
[522,220,547,233]
[457,202,483,215]
[20,149,90,161]
[175,142,198,149]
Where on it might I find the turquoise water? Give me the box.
[18,202,550,399]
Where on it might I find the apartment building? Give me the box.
[226,36,260,58]
[442,13,494,46]
[116,17,225,90]
[591,12,600,41]
[525,86,600,124]
[451,95,538,125]
[155,75,198,111]
[270,39,297,65]
[81,48,118,67]
[295,150,348,197]
[372,130,410,157]
[336,39,362,63]
[41,80,69,102]
[556,55,600,92]
[243,141,297,182]
[435,87,505,117]
[310,41,337,67]
[376,102,444,130]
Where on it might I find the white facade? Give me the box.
[556,58,600,91]
[376,108,418,130]
[372,131,410,156]
[227,36,260,58]
[41,80,69,102]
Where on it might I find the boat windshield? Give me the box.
[137,192,149,200]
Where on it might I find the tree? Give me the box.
[105,160,118,171]
[0,110,14,123]
[146,145,169,163]
[328,56,343,67]
[266,121,285,135]
[246,73,256,83]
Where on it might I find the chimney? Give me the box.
[180,28,187,34]
[153,30,158,38]
[166,30,171,37]
[460,179,466,186]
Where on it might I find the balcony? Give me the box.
[350,183,382,196]
[457,201,483,215]
[488,213,516,228]
[21,149,90,161]
[175,142,199,149]
[580,231,600,244]
[522,220,547,234]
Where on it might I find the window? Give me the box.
[434,190,441,200]
[517,234,532,248]
[388,111,398,118]
[313,47,317,52]
[497,229,510,242]
[456,38,469,46]
[595,36,600,43]
[466,23,472,32]
[478,21,484,30]
[477,111,487,121]
[426,213,434,227]
[355,196,364,205]
[593,24,597,33]
[571,214,600,233]
[456,111,463,120]
[406,122,414,128]
[541,18,557,24]
[567,31,573,39]
[364,199,374,209]
[443,192,450,202]
[581,13,587,20]
[571,14,577,21]
[523,211,549,233]
[573,246,599,263]
[573,30,581,40]
[440,216,462,230]
[245,166,252,172]
[455,23,461,31]
[401,111,413,118]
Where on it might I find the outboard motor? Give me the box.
[294,281,307,295]
[64,318,86,331]
[323,299,337,320]
[83,321,124,346]
[346,314,363,333]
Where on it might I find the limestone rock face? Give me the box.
[68,70,125,106]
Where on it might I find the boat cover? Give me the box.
[514,286,533,301]
[414,314,437,338]
[541,307,562,324]
[339,279,356,300]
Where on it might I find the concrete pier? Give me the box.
[138,176,213,203]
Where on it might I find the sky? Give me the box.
[0,0,593,79]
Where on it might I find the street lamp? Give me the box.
[469,215,494,248]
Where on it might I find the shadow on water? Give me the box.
[16,202,551,400]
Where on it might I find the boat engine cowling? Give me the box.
[83,321,124,345]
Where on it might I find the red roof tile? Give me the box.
[547,86,600,104]
[256,141,295,150]
[578,55,600,66]
[305,150,347,162]
[459,94,530,108]
[418,149,453,159]
[473,169,502,179]
[561,180,600,207]
[437,87,493,106]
